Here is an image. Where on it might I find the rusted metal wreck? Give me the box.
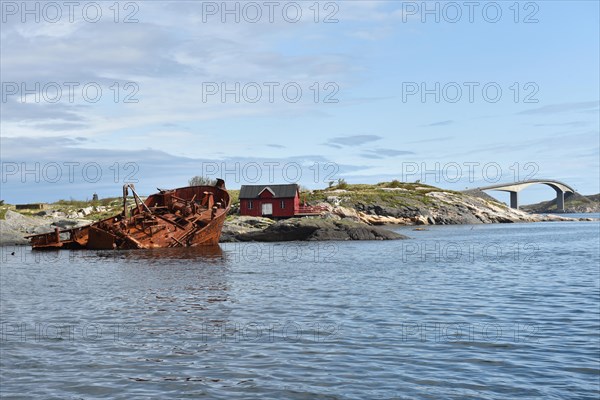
[27,179,231,250]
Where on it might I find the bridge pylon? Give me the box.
[510,192,519,209]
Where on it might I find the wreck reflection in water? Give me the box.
[117,245,226,263]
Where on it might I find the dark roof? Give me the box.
[239,184,299,199]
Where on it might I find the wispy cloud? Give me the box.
[360,149,414,158]
[324,135,382,148]
[424,120,454,127]
[349,26,393,41]
[518,101,599,115]
[532,121,590,128]
[32,122,91,131]
[407,136,454,144]
[448,131,599,157]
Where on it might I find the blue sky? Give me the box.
[1,0,599,204]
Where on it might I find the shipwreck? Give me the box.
[27,179,231,250]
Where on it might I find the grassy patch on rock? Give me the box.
[302,181,460,209]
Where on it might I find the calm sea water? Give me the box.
[1,219,599,399]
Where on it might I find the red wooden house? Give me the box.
[239,184,300,218]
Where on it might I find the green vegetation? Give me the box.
[3,197,125,221]
[336,178,348,189]
[188,176,216,186]
[52,197,122,208]
[228,189,240,206]
[54,198,96,208]
[301,181,457,209]
[1,180,482,222]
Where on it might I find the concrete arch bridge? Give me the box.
[476,180,575,211]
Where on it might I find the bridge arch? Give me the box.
[476,180,575,211]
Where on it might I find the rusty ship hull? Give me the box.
[27,180,231,250]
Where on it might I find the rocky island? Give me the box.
[1,182,596,246]
[520,192,600,214]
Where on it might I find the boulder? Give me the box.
[220,216,275,242]
[0,228,29,245]
[412,215,429,225]
[326,196,342,206]
[0,210,55,245]
[325,189,348,194]
[235,217,408,242]
[331,206,361,221]
[357,213,412,225]
[79,207,94,216]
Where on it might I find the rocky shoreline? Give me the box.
[1,187,596,246]
[0,210,91,246]
[221,216,407,242]
[0,211,407,246]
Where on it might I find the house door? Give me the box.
[261,203,273,216]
